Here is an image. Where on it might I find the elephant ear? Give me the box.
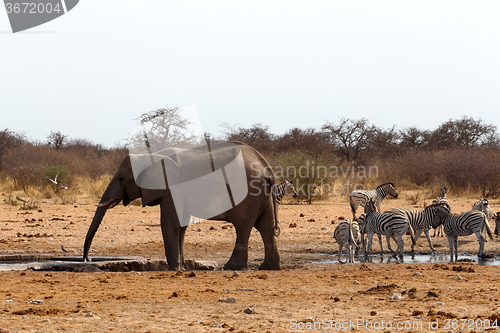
[132,154,181,206]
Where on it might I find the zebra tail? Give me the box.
[347,220,357,249]
[483,216,494,241]
[349,197,356,216]
[271,179,280,237]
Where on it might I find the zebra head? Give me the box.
[356,213,366,234]
[439,188,449,198]
[379,183,398,199]
[432,197,451,212]
[494,212,500,237]
[361,199,377,215]
[283,179,298,198]
[472,197,489,212]
[430,204,448,229]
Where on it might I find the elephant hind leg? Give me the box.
[254,200,281,270]
[224,222,252,271]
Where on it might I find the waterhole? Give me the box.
[0,255,167,272]
[313,252,500,265]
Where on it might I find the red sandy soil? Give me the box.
[1,192,500,332]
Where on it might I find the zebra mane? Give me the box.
[424,202,450,212]
[376,182,395,189]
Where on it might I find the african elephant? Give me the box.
[83,141,281,271]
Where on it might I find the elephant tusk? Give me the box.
[109,200,120,209]
[95,198,121,208]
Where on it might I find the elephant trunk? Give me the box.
[83,178,122,262]
[83,206,108,261]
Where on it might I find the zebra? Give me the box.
[333,219,362,263]
[431,188,450,237]
[349,183,398,219]
[431,204,487,261]
[271,180,298,236]
[359,199,415,258]
[384,203,448,253]
[494,212,500,237]
[471,197,494,241]
[273,179,298,205]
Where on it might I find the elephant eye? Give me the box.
[119,177,124,181]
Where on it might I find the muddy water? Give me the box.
[313,252,500,265]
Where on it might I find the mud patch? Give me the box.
[359,284,399,295]
[12,308,65,316]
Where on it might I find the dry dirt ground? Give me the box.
[1,192,500,332]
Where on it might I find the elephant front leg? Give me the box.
[160,199,183,271]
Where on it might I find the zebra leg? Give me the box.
[366,232,374,256]
[473,230,485,258]
[454,236,459,261]
[385,235,394,252]
[392,235,404,258]
[337,242,344,263]
[446,236,454,262]
[377,233,384,255]
[423,229,436,252]
[346,242,352,263]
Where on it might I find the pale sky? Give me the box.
[1,1,500,147]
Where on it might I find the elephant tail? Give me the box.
[271,177,280,237]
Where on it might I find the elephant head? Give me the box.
[83,156,147,261]
[83,141,281,271]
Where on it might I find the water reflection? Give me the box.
[315,253,499,266]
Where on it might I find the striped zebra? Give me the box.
[493,212,500,237]
[431,204,487,261]
[333,219,362,263]
[274,180,298,205]
[271,180,298,237]
[384,204,448,253]
[349,183,398,219]
[471,197,494,241]
[431,188,450,237]
[359,199,415,258]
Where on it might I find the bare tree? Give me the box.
[398,126,431,151]
[0,128,26,169]
[322,118,376,162]
[47,131,67,150]
[430,116,498,149]
[275,127,332,155]
[130,106,203,152]
[221,123,275,154]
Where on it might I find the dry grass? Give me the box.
[0,173,112,206]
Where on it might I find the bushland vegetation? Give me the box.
[223,116,500,202]
[0,128,127,205]
[1,114,499,205]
